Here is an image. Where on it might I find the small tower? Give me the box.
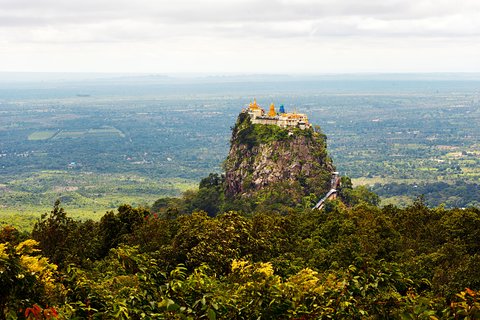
[268,103,276,117]
[279,105,285,114]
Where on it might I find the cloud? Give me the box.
[1,0,479,26]
[0,0,479,72]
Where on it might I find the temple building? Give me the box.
[243,99,311,130]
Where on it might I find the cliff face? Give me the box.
[224,113,335,198]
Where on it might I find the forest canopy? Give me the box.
[1,193,479,319]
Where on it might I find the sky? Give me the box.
[1,0,480,74]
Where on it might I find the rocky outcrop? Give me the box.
[224,112,335,198]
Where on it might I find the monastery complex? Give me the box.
[243,99,311,130]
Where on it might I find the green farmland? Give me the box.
[28,130,57,140]
[0,170,196,230]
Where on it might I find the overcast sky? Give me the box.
[1,0,479,73]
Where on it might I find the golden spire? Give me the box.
[268,103,276,117]
[249,98,260,110]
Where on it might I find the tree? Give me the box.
[31,200,77,268]
[98,204,149,257]
[184,174,225,216]
[340,185,380,207]
[0,225,23,245]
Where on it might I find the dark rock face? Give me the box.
[224,113,335,198]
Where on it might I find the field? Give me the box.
[1,75,479,229]
[53,126,125,139]
[0,170,196,230]
[28,130,58,140]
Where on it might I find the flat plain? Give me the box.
[1,75,479,229]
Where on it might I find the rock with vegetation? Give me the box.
[224,112,335,202]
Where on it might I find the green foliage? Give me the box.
[0,225,25,245]
[32,200,101,269]
[170,211,254,274]
[127,214,178,255]
[32,200,77,268]
[0,240,61,319]
[185,174,225,217]
[340,184,381,207]
[3,186,480,318]
[98,204,149,257]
